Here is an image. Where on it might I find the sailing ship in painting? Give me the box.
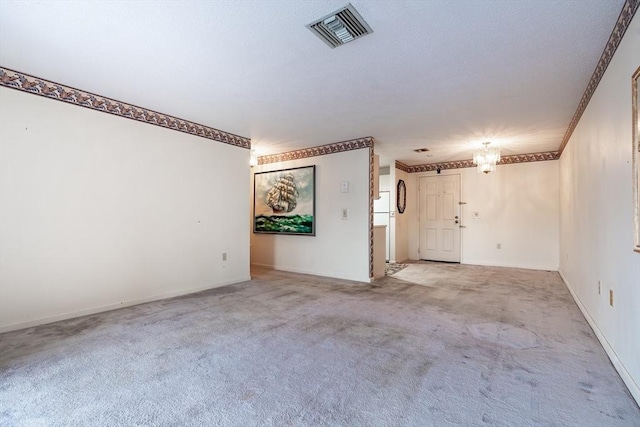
[254,166,315,235]
[266,173,298,214]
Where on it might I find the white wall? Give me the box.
[559,11,640,404]
[251,149,370,282]
[0,88,251,332]
[394,168,410,263]
[406,161,559,271]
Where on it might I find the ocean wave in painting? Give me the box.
[254,215,314,234]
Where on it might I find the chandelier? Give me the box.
[473,142,501,174]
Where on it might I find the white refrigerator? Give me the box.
[373,191,390,262]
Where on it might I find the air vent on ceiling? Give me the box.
[414,148,430,153]
[307,3,373,49]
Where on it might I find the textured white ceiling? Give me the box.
[0,0,625,166]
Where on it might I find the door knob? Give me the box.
[455,220,459,224]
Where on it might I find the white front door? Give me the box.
[418,175,461,262]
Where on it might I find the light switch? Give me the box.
[342,208,349,220]
[341,181,349,193]
[473,210,480,219]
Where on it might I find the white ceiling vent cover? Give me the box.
[307,3,373,49]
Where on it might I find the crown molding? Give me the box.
[558,0,639,155]
[396,151,559,173]
[258,137,374,165]
[0,67,251,149]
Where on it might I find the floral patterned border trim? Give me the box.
[258,137,374,165]
[369,146,374,279]
[558,0,639,155]
[395,161,412,173]
[0,67,251,149]
[396,151,559,173]
[500,151,560,164]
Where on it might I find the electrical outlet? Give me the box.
[598,280,601,295]
[496,243,501,249]
[342,208,349,220]
[609,289,614,307]
[222,252,227,261]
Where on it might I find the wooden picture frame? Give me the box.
[253,165,316,235]
[397,179,406,214]
[632,66,640,252]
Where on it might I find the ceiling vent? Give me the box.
[307,3,373,49]
[414,148,430,153]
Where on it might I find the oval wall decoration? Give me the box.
[397,179,406,214]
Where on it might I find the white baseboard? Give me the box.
[0,276,252,334]
[559,270,640,406]
[461,260,558,271]
[251,263,370,284]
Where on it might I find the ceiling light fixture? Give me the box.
[473,142,501,174]
[307,3,373,49]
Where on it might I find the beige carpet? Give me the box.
[1,263,638,426]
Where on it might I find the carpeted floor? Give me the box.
[1,263,638,426]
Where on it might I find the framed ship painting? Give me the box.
[254,165,316,235]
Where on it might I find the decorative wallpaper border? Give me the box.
[396,151,559,173]
[368,146,374,279]
[395,161,412,173]
[258,137,374,165]
[558,0,639,155]
[0,67,251,149]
